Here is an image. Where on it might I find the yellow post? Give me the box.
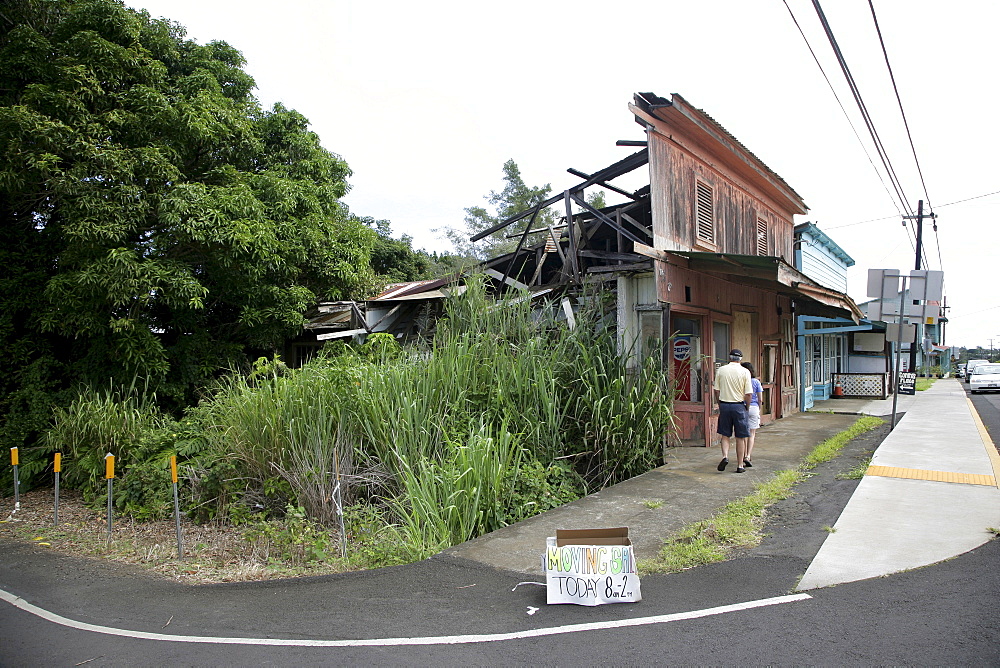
[170,455,183,558]
[10,447,19,508]
[104,453,114,540]
[54,453,62,525]
[54,453,61,472]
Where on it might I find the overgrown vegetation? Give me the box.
[16,276,673,568]
[640,416,884,574]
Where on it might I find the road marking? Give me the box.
[967,397,1000,489]
[0,588,811,647]
[865,465,996,486]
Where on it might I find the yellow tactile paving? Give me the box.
[865,465,997,487]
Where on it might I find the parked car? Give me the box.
[965,359,989,383]
[970,363,1000,393]
[958,364,967,379]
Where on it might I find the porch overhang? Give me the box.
[634,245,863,323]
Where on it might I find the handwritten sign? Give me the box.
[898,372,916,395]
[543,537,641,605]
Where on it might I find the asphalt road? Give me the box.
[1,412,998,665]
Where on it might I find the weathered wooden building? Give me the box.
[475,92,861,447]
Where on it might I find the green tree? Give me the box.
[446,159,558,260]
[0,0,377,444]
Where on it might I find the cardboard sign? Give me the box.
[542,528,641,606]
[898,372,916,395]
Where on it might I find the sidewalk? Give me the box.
[798,379,1000,589]
[443,410,861,574]
[444,379,1000,590]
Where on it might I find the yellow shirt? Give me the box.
[714,362,752,403]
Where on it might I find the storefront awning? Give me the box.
[634,245,863,323]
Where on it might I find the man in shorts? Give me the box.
[713,349,753,473]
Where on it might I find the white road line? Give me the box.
[0,588,811,647]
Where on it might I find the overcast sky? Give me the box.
[125,0,1000,349]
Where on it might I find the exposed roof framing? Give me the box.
[469,149,649,242]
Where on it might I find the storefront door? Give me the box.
[669,314,708,445]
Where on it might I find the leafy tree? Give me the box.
[0,0,377,445]
[445,159,558,260]
[357,216,431,284]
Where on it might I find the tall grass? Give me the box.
[41,385,169,495]
[196,356,363,521]
[38,274,675,561]
[344,277,673,552]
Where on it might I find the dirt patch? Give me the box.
[0,488,353,584]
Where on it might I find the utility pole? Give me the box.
[904,200,926,373]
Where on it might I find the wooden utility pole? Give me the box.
[905,200,925,372]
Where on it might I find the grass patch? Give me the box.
[801,416,884,469]
[639,416,885,575]
[837,451,874,480]
[915,378,936,391]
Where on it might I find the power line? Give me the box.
[781,0,903,216]
[822,188,1000,231]
[867,0,934,211]
[811,0,915,217]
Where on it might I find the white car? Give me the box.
[969,364,1000,394]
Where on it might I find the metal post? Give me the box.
[333,447,347,559]
[170,455,183,559]
[105,453,114,542]
[10,448,19,513]
[54,452,61,525]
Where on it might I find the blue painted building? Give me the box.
[794,223,886,408]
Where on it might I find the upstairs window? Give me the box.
[756,217,768,255]
[695,181,714,243]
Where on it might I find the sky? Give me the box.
[124,0,1000,349]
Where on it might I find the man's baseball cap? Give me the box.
[729,349,743,358]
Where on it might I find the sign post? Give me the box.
[868,269,944,430]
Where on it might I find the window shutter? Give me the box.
[696,181,714,243]
[756,218,768,255]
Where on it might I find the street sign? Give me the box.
[898,372,916,395]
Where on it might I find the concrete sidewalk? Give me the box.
[798,379,1000,589]
[445,379,1000,590]
[445,409,864,575]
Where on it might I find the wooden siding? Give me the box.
[796,229,850,293]
[648,132,795,261]
[660,259,797,445]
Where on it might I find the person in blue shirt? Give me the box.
[741,362,764,468]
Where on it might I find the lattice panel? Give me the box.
[836,374,884,397]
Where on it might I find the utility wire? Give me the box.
[868,0,939,273]
[811,0,914,217]
[867,0,934,211]
[823,189,1000,231]
[782,0,902,216]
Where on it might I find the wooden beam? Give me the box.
[316,328,368,341]
[577,250,645,262]
[585,262,652,274]
[569,192,645,245]
[470,149,648,242]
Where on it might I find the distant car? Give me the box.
[965,359,989,383]
[958,364,967,379]
[969,364,1000,393]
